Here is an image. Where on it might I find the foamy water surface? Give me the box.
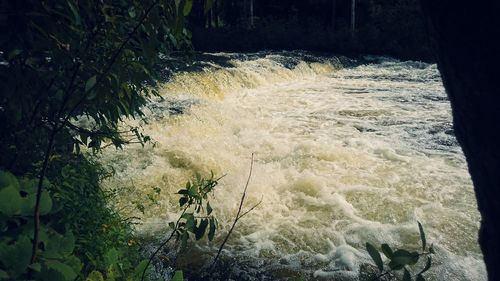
[98,52,486,280]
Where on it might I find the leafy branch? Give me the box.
[29,0,162,265]
[366,222,435,281]
[141,172,223,281]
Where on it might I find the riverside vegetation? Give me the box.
[1,0,436,280]
[0,0,209,279]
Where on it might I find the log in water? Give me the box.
[99,52,486,280]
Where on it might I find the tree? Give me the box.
[419,1,500,280]
[0,0,204,273]
[331,0,337,30]
[351,0,356,34]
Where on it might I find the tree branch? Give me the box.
[141,207,188,281]
[29,0,160,265]
[210,153,258,270]
[61,0,160,128]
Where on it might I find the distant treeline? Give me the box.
[187,0,434,61]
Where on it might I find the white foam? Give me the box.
[98,54,486,280]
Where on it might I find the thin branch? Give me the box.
[141,207,188,281]
[29,1,160,265]
[65,121,138,136]
[61,0,160,128]
[29,128,57,264]
[371,270,391,281]
[237,195,263,220]
[210,153,257,270]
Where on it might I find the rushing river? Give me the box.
[99,52,486,280]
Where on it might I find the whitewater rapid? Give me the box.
[99,52,486,280]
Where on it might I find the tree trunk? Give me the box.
[250,0,254,27]
[214,0,219,28]
[350,0,355,35]
[331,0,336,31]
[243,0,247,21]
[419,1,500,280]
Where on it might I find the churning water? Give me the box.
[99,52,486,280]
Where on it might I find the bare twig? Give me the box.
[210,153,260,270]
[371,270,391,281]
[141,207,188,281]
[237,195,263,220]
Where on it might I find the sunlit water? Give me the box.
[98,52,486,280]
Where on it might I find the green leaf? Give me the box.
[195,218,208,240]
[39,191,53,215]
[183,213,195,232]
[0,185,22,215]
[29,263,42,272]
[204,0,215,14]
[86,270,104,281]
[403,268,412,281]
[104,248,119,267]
[85,76,97,93]
[180,231,188,249]
[128,7,136,18]
[208,217,216,241]
[183,0,193,16]
[7,49,22,60]
[418,221,426,251]
[207,201,213,215]
[67,1,81,25]
[60,231,76,256]
[133,260,149,279]
[43,230,75,259]
[381,243,393,259]
[179,197,188,207]
[178,189,189,195]
[19,177,37,193]
[366,243,384,271]
[0,170,18,189]
[172,270,184,281]
[0,269,8,279]
[41,260,77,281]
[418,256,432,275]
[388,260,405,270]
[0,236,32,276]
[392,249,420,266]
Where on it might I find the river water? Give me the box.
[99,52,486,280]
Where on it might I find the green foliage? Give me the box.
[0,0,194,173]
[141,174,220,281]
[171,270,184,281]
[174,172,220,248]
[0,157,159,281]
[366,222,435,281]
[0,171,81,281]
[0,0,196,279]
[47,156,152,280]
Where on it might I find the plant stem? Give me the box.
[141,207,188,281]
[210,153,258,270]
[30,128,57,264]
[62,0,159,124]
